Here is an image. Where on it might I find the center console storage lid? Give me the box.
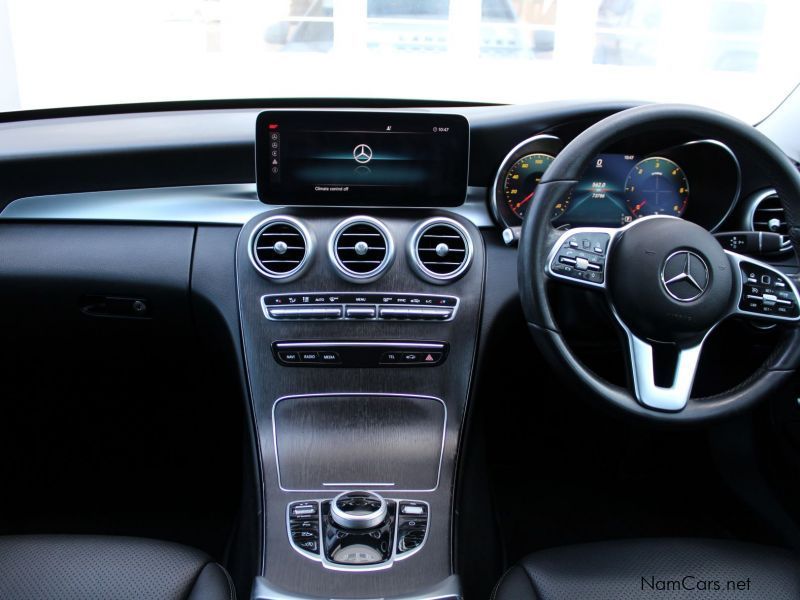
[272,394,445,492]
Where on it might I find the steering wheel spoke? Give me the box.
[725,251,800,324]
[545,227,617,289]
[619,324,706,412]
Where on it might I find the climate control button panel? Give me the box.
[262,293,458,322]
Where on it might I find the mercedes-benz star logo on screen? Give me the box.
[353,144,373,164]
[661,250,709,302]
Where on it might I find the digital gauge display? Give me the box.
[553,154,640,228]
[493,148,692,229]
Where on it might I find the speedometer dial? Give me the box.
[624,157,689,218]
[503,153,555,219]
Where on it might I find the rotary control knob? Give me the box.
[330,491,388,530]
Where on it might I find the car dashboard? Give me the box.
[0,99,795,600]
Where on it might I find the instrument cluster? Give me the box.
[491,135,740,232]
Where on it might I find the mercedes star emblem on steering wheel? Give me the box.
[661,250,710,302]
[353,144,373,164]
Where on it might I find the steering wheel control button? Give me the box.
[262,293,457,321]
[273,342,448,367]
[575,257,590,270]
[549,230,611,286]
[737,261,800,319]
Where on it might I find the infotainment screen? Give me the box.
[255,111,469,207]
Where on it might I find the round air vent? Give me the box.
[747,189,792,253]
[409,217,473,283]
[329,216,394,283]
[249,216,312,280]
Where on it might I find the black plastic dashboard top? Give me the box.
[0,97,500,125]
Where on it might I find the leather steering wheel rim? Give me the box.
[518,103,800,423]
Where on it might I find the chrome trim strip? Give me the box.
[0,183,495,228]
[322,482,395,486]
[271,392,447,493]
[0,183,266,224]
[267,307,342,319]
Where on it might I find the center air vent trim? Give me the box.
[248,215,313,281]
[328,216,395,283]
[408,217,473,284]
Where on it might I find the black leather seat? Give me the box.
[493,538,800,599]
[0,535,235,600]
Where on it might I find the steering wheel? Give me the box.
[519,104,800,423]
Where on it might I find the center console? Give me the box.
[287,491,430,570]
[238,110,482,600]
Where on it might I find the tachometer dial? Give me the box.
[503,153,555,219]
[624,157,689,218]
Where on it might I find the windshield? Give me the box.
[0,0,797,122]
